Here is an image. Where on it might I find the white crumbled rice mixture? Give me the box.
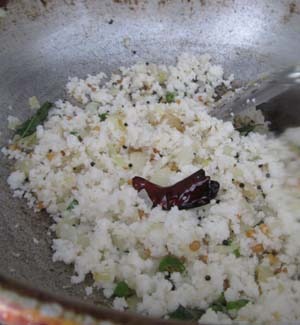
[2,54,300,323]
[28,96,40,110]
[113,297,128,311]
[85,286,93,296]
[7,115,21,130]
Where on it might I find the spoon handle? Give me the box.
[213,65,300,120]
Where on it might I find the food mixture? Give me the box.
[2,54,300,323]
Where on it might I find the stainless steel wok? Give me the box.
[0,1,300,324]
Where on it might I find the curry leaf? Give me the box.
[159,255,185,273]
[169,305,205,321]
[165,92,176,103]
[113,281,135,298]
[226,299,249,310]
[210,292,227,313]
[99,112,109,122]
[233,248,241,258]
[15,102,53,138]
[66,199,79,211]
[210,293,249,313]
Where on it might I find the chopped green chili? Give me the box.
[15,102,53,138]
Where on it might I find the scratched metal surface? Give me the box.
[0,0,300,322]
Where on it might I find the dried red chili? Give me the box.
[132,169,219,210]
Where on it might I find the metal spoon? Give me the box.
[212,65,300,120]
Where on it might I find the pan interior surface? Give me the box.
[0,0,300,313]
